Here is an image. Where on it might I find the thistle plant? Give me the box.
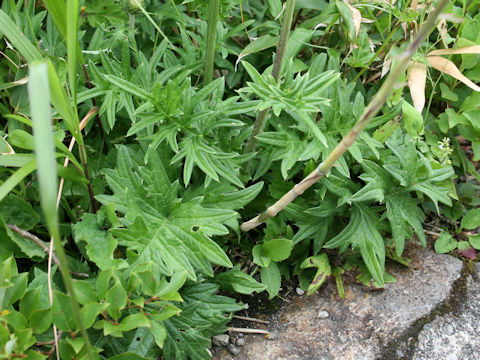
[241,0,451,231]
[244,0,296,155]
[0,0,477,358]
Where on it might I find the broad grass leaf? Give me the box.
[434,232,457,254]
[0,154,35,167]
[46,61,82,143]
[426,56,480,92]
[71,281,97,306]
[53,290,78,331]
[460,208,480,230]
[0,215,45,260]
[215,270,267,294]
[407,61,427,113]
[261,262,281,299]
[0,161,37,204]
[74,214,127,270]
[267,0,283,17]
[285,28,315,62]
[468,234,480,250]
[0,194,39,230]
[110,353,148,360]
[262,238,293,261]
[402,100,424,137]
[80,302,109,330]
[3,273,28,309]
[236,35,279,69]
[150,322,167,349]
[105,281,127,321]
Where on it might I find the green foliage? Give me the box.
[0,0,479,358]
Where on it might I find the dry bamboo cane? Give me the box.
[240,0,450,232]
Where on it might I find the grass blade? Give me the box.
[28,61,93,360]
[47,61,83,144]
[0,160,37,201]
[66,0,80,106]
[0,10,42,61]
[43,0,84,65]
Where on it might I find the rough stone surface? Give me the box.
[212,248,463,360]
[412,263,480,360]
[212,334,230,347]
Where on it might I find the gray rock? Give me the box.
[295,287,305,296]
[213,248,463,360]
[412,273,480,360]
[212,334,230,347]
[236,338,246,346]
[227,343,242,355]
[317,310,329,319]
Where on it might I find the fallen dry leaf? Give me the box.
[407,61,427,113]
[428,45,480,56]
[436,19,448,48]
[427,55,480,92]
[344,1,361,37]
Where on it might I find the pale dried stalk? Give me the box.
[241,0,450,232]
[47,107,97,360]
[232,315,270,324]
[227,327,270,335]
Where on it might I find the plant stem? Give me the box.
[6,224,60,265]
[129,14,135,30]
[78,144,98,213]
[81,64,106,151]
[351,23,400,83]
[204,0,220,84]
[245,0,296,154]
[240,0,450,232]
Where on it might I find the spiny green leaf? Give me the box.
[215,270,267,294]
[163,281,243,360]
[386,193,426,256]
[103,146,234,279]
[74,214,127,270]
[324,205,385,287]
[104,74,153,100]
